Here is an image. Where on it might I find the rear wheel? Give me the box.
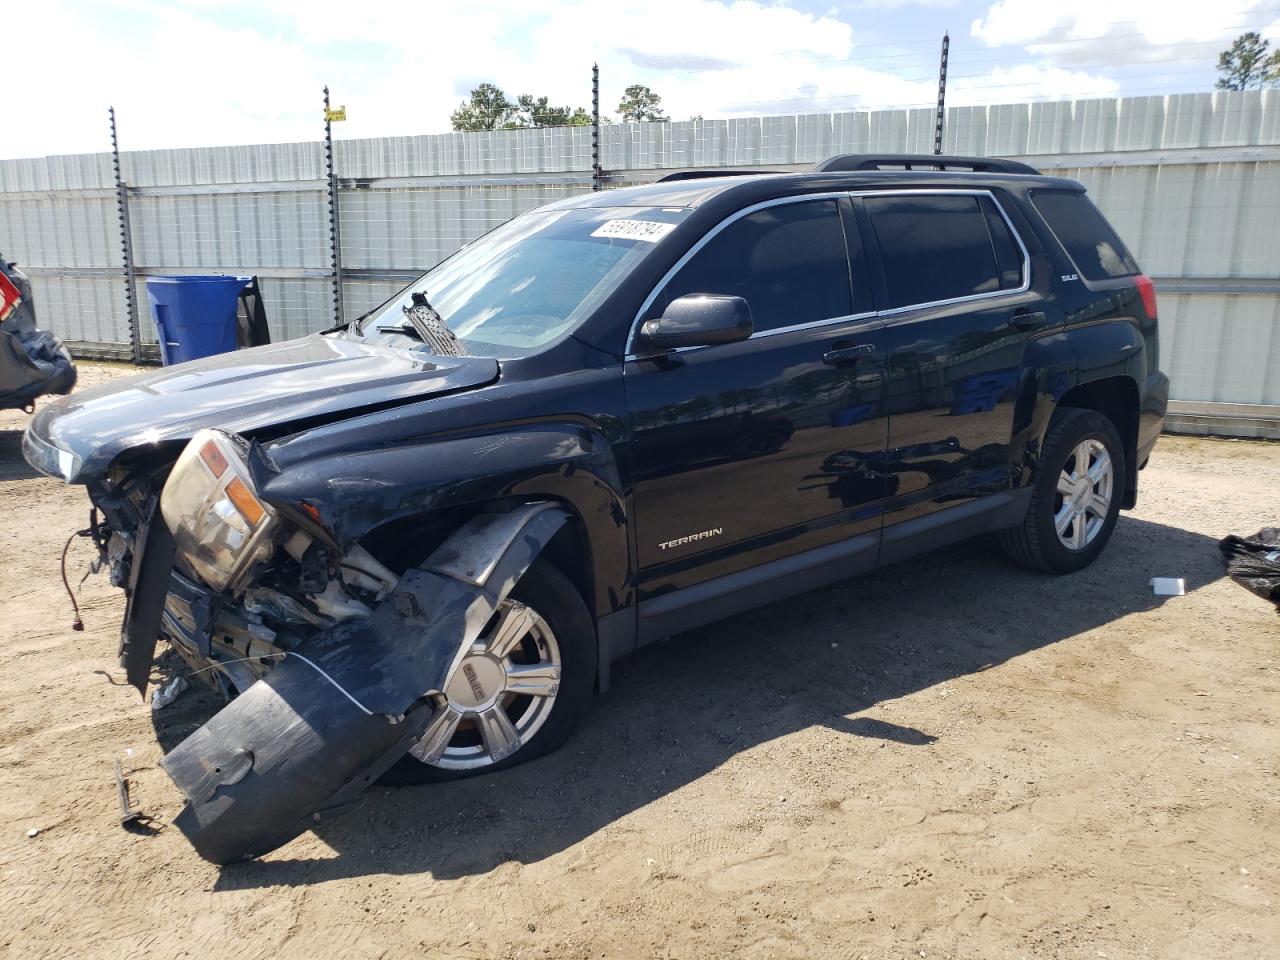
[1000,407,1124,574]
[384,558,595,784]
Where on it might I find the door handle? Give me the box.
[1008,310,1047,332]
[823,342,876,366]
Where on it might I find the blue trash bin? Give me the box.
[146,275,249,365]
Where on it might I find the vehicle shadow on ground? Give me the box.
[201,514,1223,889]
[0,429,39,481]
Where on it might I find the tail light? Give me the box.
[1135,274,1157,319]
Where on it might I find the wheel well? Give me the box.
[354,499,596,617]
[538,515,596,620]
[1056,377,1139,508]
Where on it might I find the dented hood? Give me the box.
[24,332,498,482]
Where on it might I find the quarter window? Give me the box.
[653,200,852,334]
[1031,190,1139,281]
[864,194,1022,309]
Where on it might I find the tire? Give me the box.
[383,558,595,784]
[999,407,1125,574]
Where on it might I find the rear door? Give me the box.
[857,190,1042,553]
[624,195,887,602]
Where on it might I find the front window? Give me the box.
[649,199,853,333]
[365,206,690,357]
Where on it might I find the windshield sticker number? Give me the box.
[591,219,676,243]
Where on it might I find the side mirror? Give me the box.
[638,294,753,352]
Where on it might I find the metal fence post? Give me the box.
[934,33,950,156]
[591,63,602,191]
[323,86,344,326]
[109,106,142,364]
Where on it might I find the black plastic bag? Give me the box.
[1219,527,1280,612]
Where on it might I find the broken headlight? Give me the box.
[160,429,280,594]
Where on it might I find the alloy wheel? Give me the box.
[409,599,561,770]
[1053,437,1114,551]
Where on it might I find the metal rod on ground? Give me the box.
[323,86,344,326]
[591,63,602,192]
[109,107,142,365]
[934,32,950,156]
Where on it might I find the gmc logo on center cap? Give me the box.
[463,663,486,701]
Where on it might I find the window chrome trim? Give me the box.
[749,310,879,339]
[853,188,1032,318]
[625,309,880,361]
[624,187,1033,360]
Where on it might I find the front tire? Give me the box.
[1000,407,1125,574]
[384,559,595,784]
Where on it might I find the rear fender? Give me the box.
[1007,328,1076,490]
[162,502,570,864]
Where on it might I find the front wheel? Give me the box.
[1000,407,1125,574]
[384,559,595,784]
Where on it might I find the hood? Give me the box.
[24,332,499,483]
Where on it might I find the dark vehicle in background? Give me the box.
[1,256,76,409]
[23,154,1167,863]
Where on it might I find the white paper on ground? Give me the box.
[1150,577,1186,596]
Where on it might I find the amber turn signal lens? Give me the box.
[224,476,266,526]
[199,440,230,477]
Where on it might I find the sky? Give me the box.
[3,0,1279,159]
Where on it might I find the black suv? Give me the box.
[23,154,1168,863]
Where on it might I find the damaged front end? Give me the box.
[100,429,568,863]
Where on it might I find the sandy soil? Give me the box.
[1,362,1277,960]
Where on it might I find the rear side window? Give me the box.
[655,199,852,333]
[1031,190,1139,281]
[864,194,1023,309]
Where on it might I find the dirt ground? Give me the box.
[1,362,1277,960]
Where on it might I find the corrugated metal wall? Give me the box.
[1,91,1276,425]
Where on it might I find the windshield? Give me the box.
[367,205,691,357]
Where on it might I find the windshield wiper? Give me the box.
[395,292,468,357]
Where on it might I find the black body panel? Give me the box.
[24,333,498,481]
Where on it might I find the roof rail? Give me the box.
[656,169,782,183]
[813,154,1040,175]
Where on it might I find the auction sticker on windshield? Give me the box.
[590,219,676,242]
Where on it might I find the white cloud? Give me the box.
[1,0,1160,159]
[950,64,1120,104]
[5,0,320,156]
[971,0,1280,65]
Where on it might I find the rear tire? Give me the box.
[383,559,595,784]
[1000,407,1125,574]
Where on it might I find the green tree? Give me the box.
[1215,32,1280,90]
[452,85,594,131]
[514,95,592,128]
[450,83,517,131]
[617,84,668,122]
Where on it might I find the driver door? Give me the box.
[624,195,889,633]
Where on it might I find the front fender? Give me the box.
[256,422,631,615]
